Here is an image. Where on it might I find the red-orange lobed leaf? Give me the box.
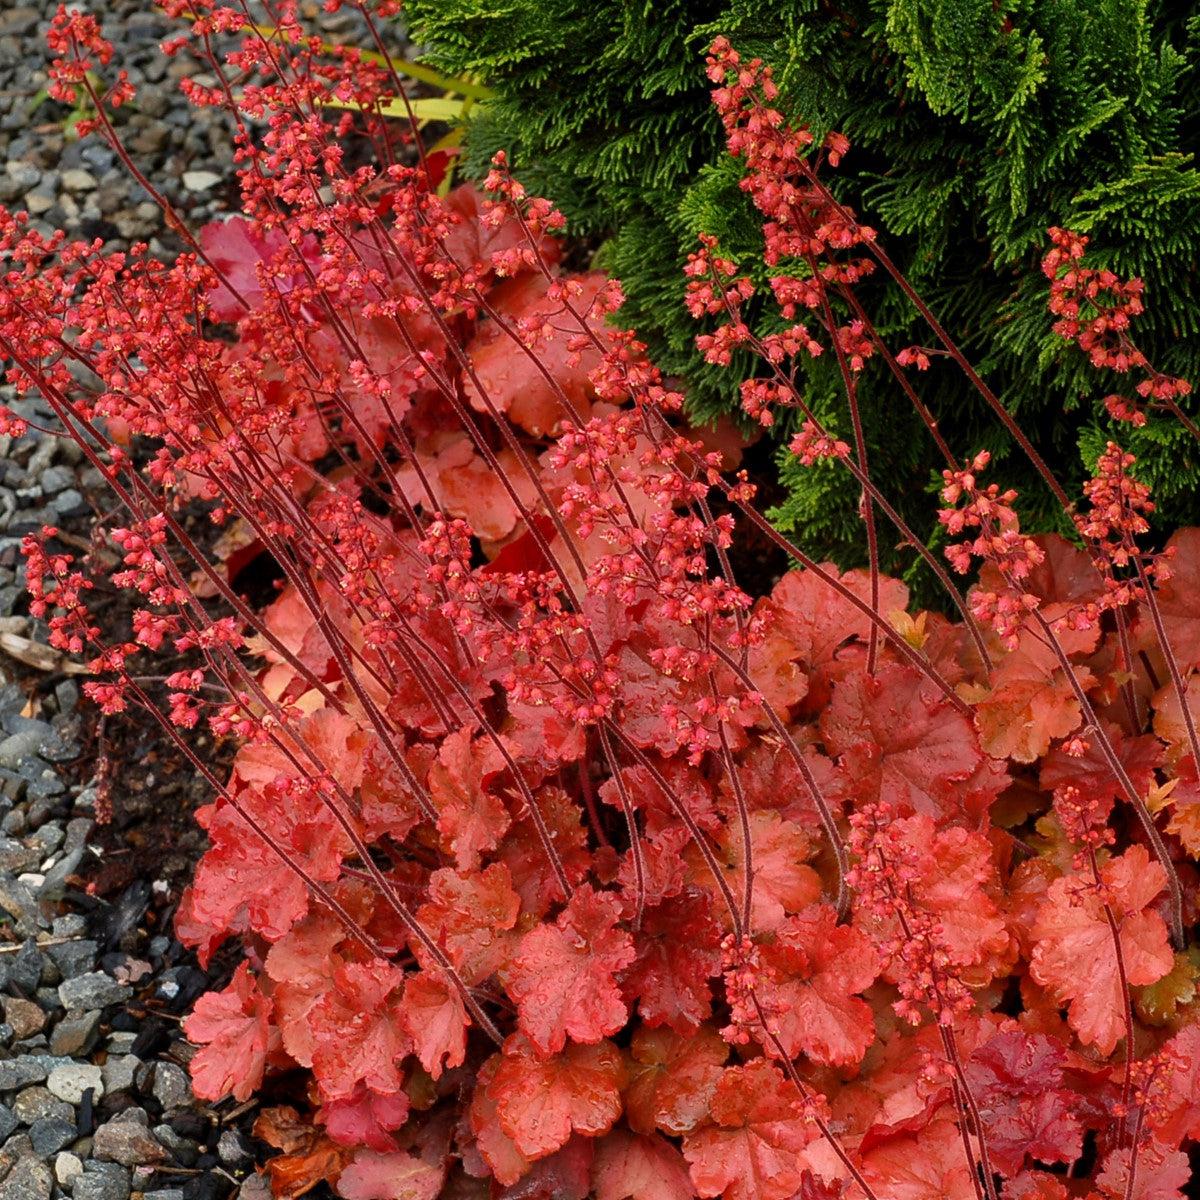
[507,884,636,1056]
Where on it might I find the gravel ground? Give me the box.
[0,423,253,1200]
[0,1,238,255]
[0,4,409,1198]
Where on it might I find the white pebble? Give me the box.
[55,1152,83,1188]
[182,170,222,192]
[47,1062,105,1105]
[61,168,98,192]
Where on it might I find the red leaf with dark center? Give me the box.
[963,1030,1083,1176]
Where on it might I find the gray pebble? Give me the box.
[0,9,38,38]
[49,1009,102,1057]
[62,817,93,854]
[60,168,98,193]
[55,681,81,718]
[7,938,43,993]
[51,912,87,939]
[0,837,38,873]
[0,1055,47,1090]
[181,169,221,192]
[1,718,73,763]
[92,1110,167,1166]
[19,763,65,800]
[29,821,63,854]
[0,877,43,934]
[74,1161,132,1200]
[38,465,74,495]
[39,844,84,901]
[100,1054,139,1096]
[105,1031,137,1056]
[152,1123,197,1166]
[28,1114,76,1155]
[58,971,131,1010]
[0,1155,52,1200]
[51,487,86,515]
[4,162,39,191]
[0,728,44,768]
[0,1105,15,1141]
[13,1084,73,1124]
[218,1126,252,1166]
[150,1062,191,1111]
[25,794,59,827]
[48,938,97,981]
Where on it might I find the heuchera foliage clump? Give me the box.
[6,6,1200,1199]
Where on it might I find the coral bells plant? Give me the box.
[8,6,1200,1199]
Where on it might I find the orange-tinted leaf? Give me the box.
[265,905,358,1068]
[401,970,468,1080]
[467,1056,531,1187]
[415,863,521,985]
[1150,527,1200,671]
[321,1086,410,1154]
[623,888,723,1034]
[1165,756,1200,856]
[625,1025,727,1137]
[758,566,910,678]
[489,1037,625,1161]
[428,727,510,871]
[682,1059,816,1200]
[1039,722,1162,808]
[692,810,821,933]
[592,1130,696,1200]
[464,273,605,438]
[859,1117,975,1200]
[855,813,1013,987]
[234,706,369,797]
[1031,846,1173,1054]
[1096,1139,1188,1200]
[507,885,635,1056]
[176,791,347,963]
[497,785,592,918]
[336,1147,446,1200]
[972,620,1097,763]
[755,904,879,1067]
[255,1105,352,1199]
[1150,1023,1200,1146]
[822,665,985,823]
[310,961,410,1101]
[184,962,277,1103]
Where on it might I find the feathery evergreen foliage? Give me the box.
[406,0,1200,592]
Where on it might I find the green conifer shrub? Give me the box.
[405,0,1200,591]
